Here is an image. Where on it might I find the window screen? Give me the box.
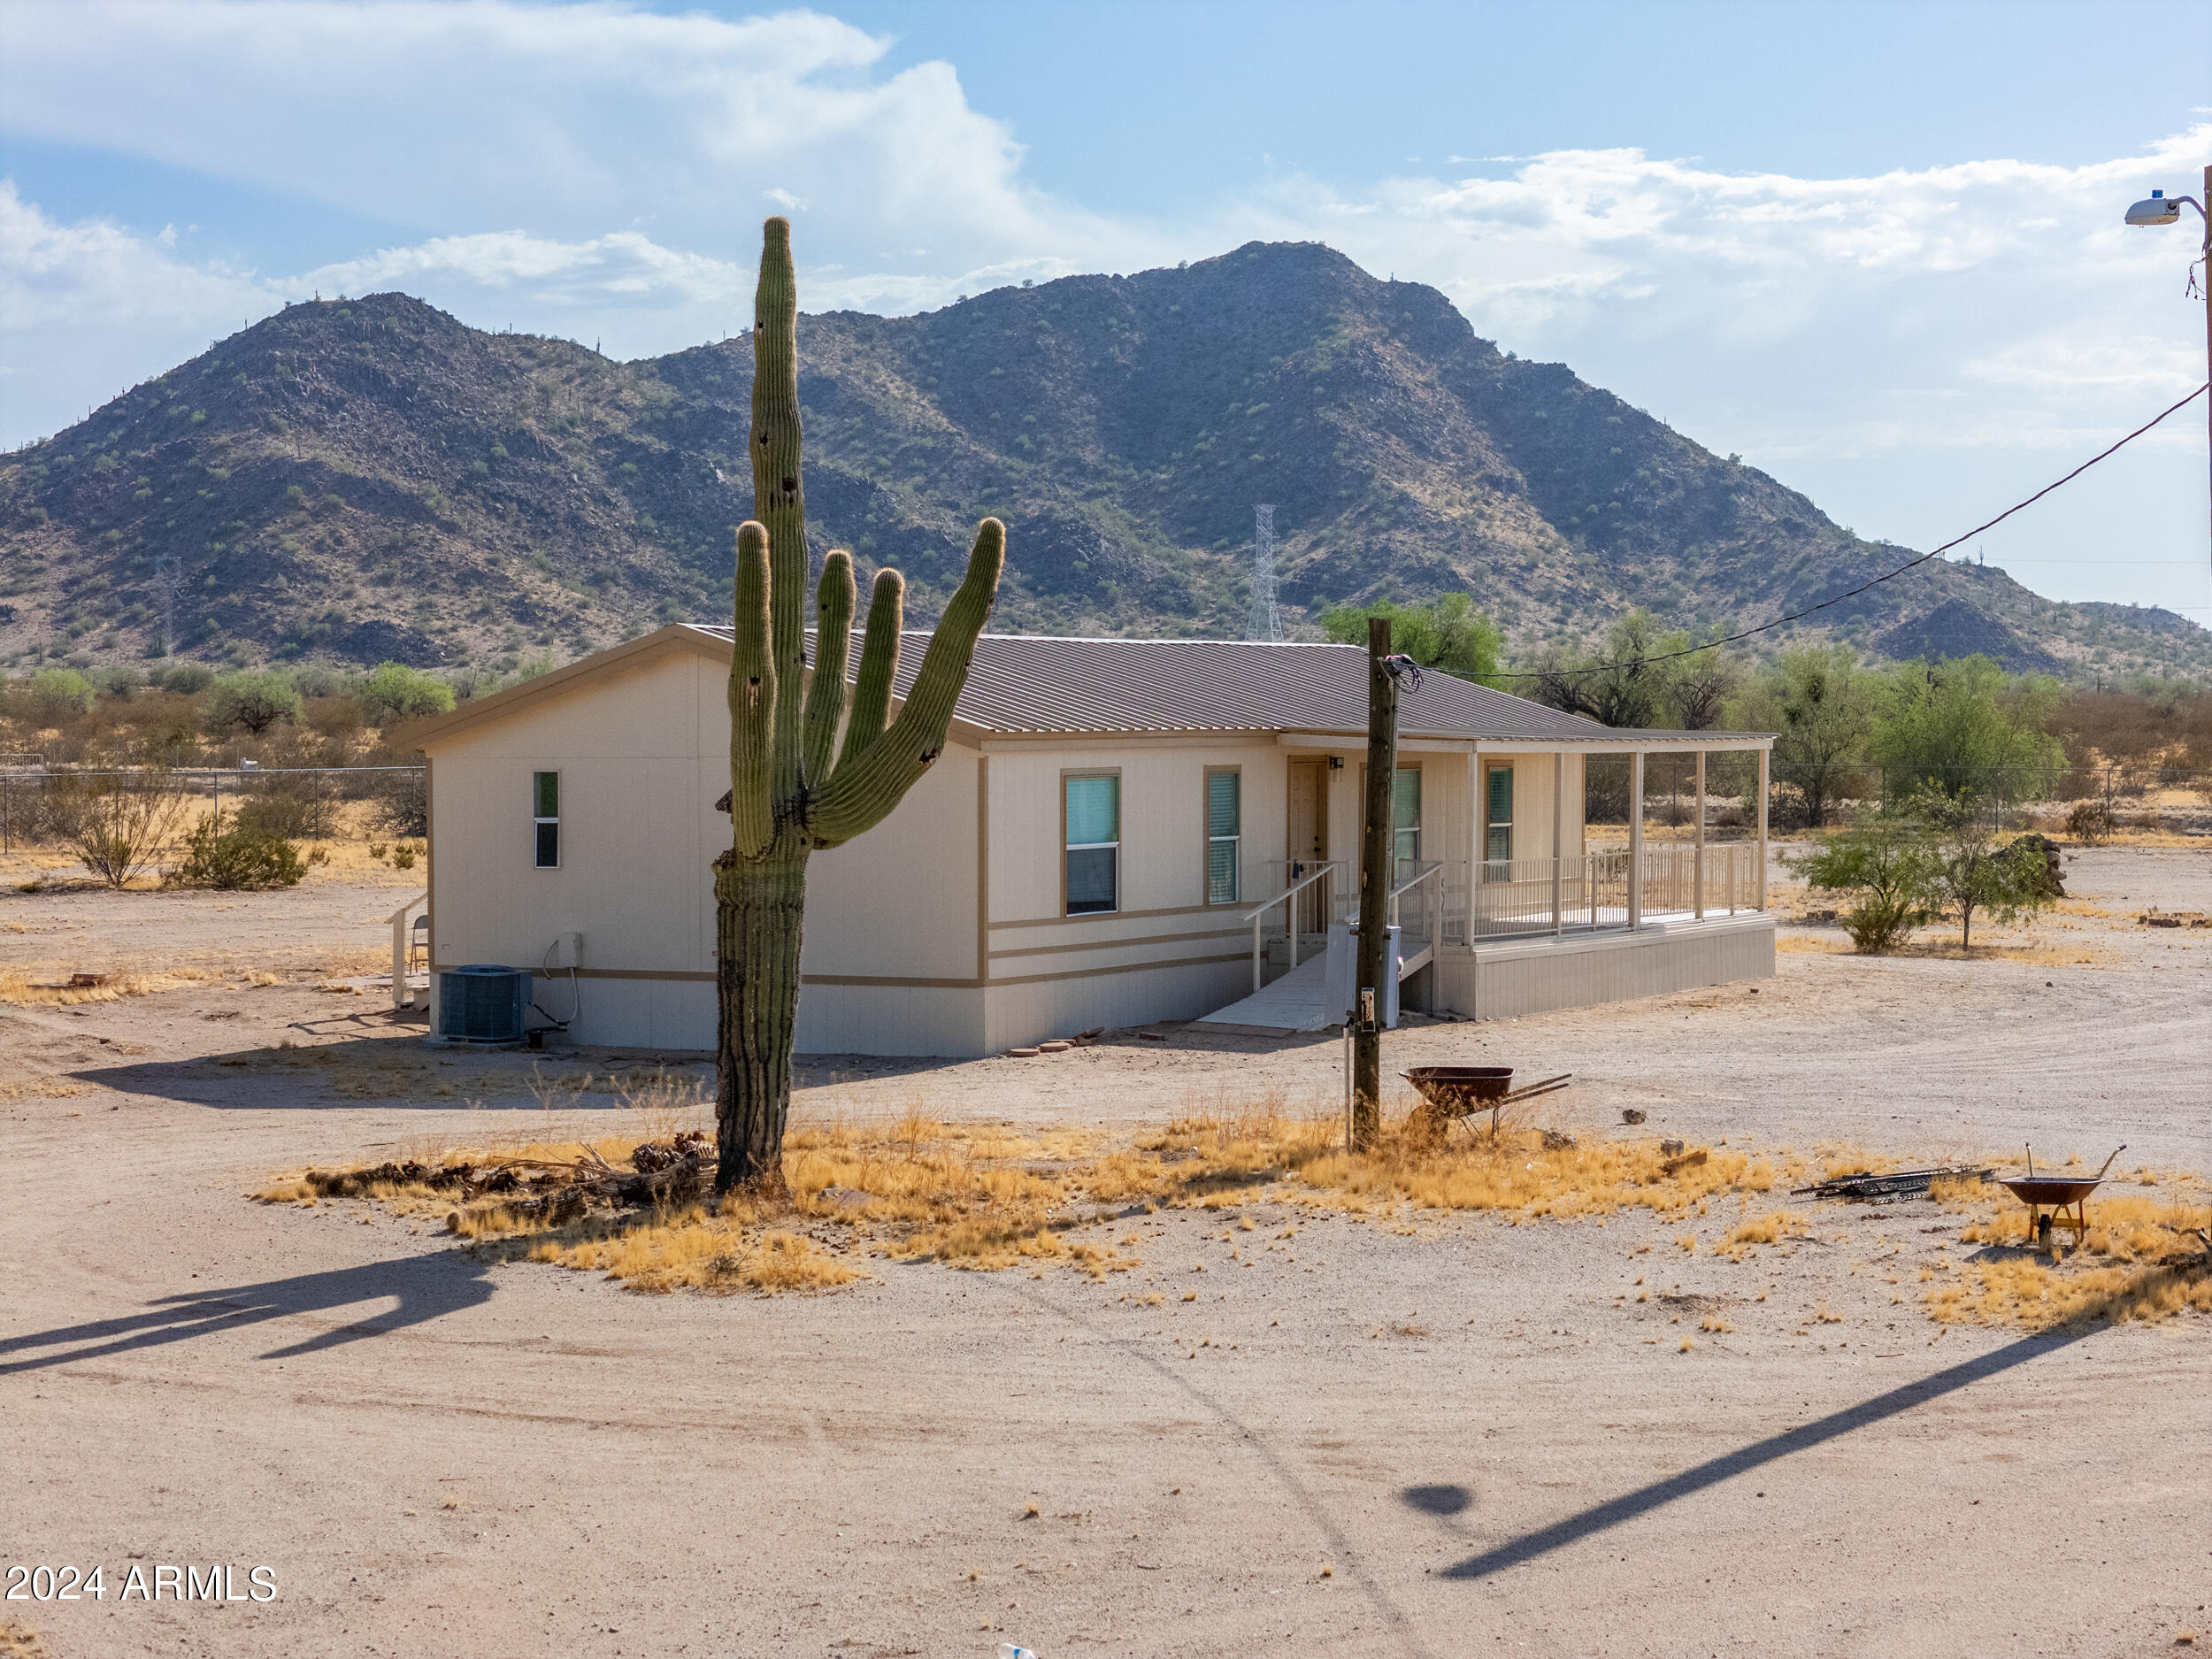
[1205,770,1240,905]
[1486,765,1514,864]
[1392,767,1421,870]
[533,770,560,869]
[1064,775,1118,915]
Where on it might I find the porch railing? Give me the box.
[1461,842,1765,942]
[1243,860,1344,993]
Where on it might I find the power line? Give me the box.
[1488,381,2211,682]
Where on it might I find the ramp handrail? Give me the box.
[388,890,428,1010]
[1242,861,1343,993]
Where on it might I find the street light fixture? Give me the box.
[2124,166,2212,635]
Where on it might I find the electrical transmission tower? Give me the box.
[1248,503,1281,641]
[157,549,181,659]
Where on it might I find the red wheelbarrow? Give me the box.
[1997,1145,2124,1255]
[1402,1067,1571,1137]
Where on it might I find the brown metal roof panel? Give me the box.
[688,628,1646,741]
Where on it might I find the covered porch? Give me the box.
[1198,733,1776,1033]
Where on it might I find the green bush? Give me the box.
[151,662,217,695]
[171,812,306,890]
[26,666,96,723]
[358,662,456,726]
[204,670,303,734]
[1786,811,1941,953]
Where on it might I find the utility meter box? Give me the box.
[1324,922,1400,1029]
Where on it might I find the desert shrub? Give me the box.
[204,670,303,735]
[55,770,192,887]
[391,841,419,870]
[150,662,217,695]
[288,663,349,699]
[234,783,322,841]
[26,666,96,724]
[358,662,455,727]
[170,811,306,890]
[1786,810,1940,952]
[1916,787,2058,950]
[366,767,427,836]
[2064,800,2116,844]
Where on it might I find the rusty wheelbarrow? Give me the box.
[1402,1067,1571,1137]
[1998,1144,2125,1255]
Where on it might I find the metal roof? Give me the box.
[684,628,1757,744]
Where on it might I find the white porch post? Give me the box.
[1756,746,1770,910]
[1628,750,1645,930]
[1550,749,1563,935]
[1694,749,1706,920]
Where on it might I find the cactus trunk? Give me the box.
[713,217,1005,1195]
[712,844,807,1187]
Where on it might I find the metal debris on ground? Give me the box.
[1791,1165,1993,1202]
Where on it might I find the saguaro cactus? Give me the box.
[715,217,1004,1192]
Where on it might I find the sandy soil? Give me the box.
[3,849,2208,1658]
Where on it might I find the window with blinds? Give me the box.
[1064,773,1119,915]
[1486,764,1514,864]
[1393,767,1421,872]
[1204,769,1240,905]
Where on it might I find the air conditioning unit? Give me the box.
[437,964,531,1045]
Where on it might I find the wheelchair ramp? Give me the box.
[1190,953,1338,1037]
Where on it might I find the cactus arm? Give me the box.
[807,518,1003,848]
[838,568,905,772]
[802,550,855,786]
[749,215,808,806]
[726,521,777,858]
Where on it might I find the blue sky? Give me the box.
[4,0,2208,622]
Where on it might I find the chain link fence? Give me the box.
[0,764,426,856]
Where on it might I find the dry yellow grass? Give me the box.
[262,1092,1811,1299]
[1923,1180,2212,1331]
[0,964,229,1005]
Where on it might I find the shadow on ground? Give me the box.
[0,1252,498,1375]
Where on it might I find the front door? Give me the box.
[1286,759,1327,934]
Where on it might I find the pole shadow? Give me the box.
[0,1251,497,1376]
[1438,1325,2094,1580]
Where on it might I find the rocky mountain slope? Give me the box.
[3,241,2202,680]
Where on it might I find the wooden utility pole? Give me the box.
[1353,617,1397,1151]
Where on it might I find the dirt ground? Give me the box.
[3,847,2208,1658]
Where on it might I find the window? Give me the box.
[1064,773,1118,915]
[533,770,560,868]
[1486,764,1514,865]
[1204,769,1240,904]
[1393,766,1422,873]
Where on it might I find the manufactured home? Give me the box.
[406,626,1776,1056]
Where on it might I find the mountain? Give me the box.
[3,241,2205,681]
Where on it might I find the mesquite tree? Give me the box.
[715,217,1004,1192]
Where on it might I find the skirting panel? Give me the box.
[1432,915,1776,1022]
[986,956,1252,1054]
[795,982,989,1058]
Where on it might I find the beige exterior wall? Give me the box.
[979,737,1286,1051]
[426,644,725,1050]
[423,641,986,1056]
